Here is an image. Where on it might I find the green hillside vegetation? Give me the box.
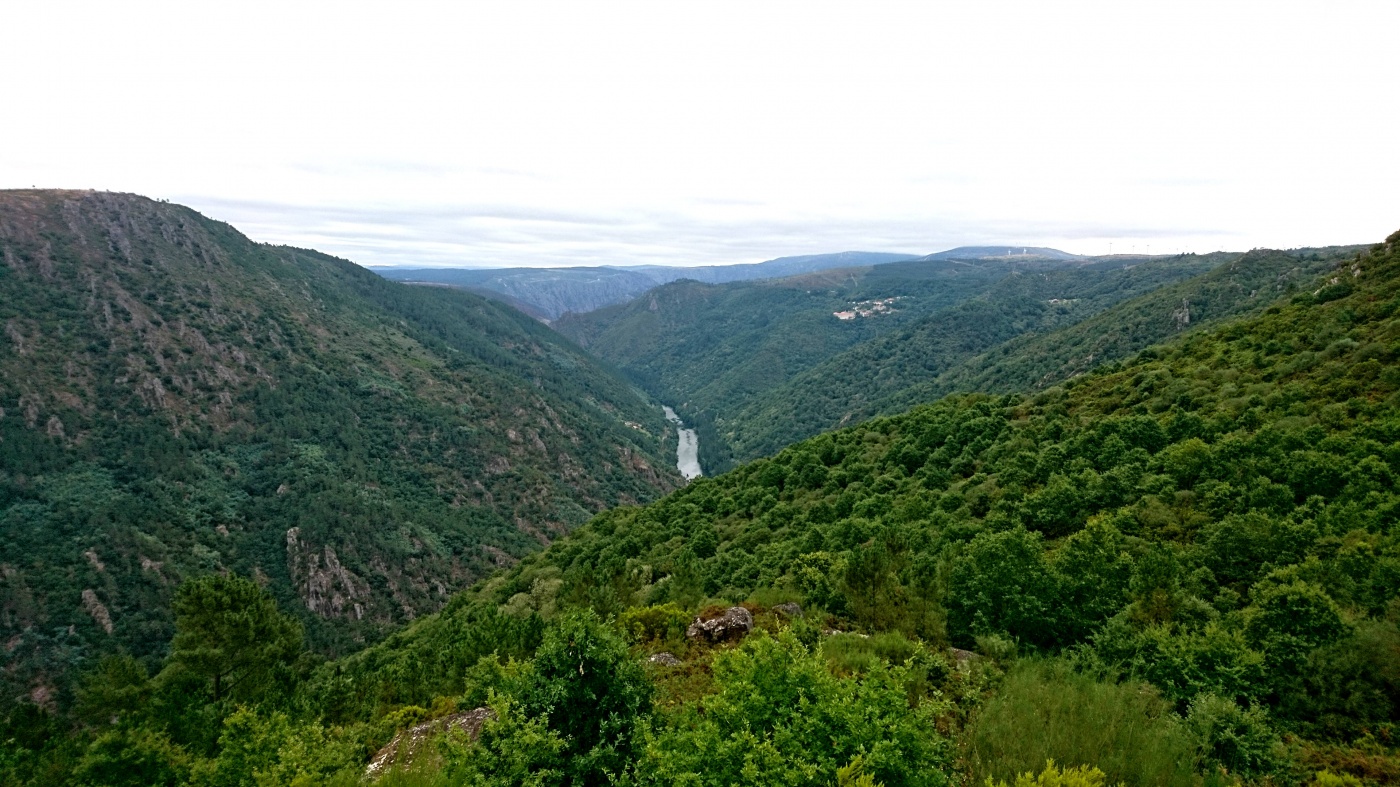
[554,265,999,472]
[727,247,1354,466]
[11,227,1400,784]
[0,191,679,709]
[891,246,1368,412]
[558,254,1209,473]
[554,259,1005,403]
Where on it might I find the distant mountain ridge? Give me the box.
[922,246,1085,262]
[374,249,1099,320]
[379,266,657,321]
[628,251,920,284]
[372,252,916,319]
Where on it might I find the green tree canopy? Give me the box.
[163,574,303,703]
[518,611,653,784]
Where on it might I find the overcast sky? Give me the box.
[4,2,1398,268]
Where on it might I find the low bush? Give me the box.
[964,661,1199,787]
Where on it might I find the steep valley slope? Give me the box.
[0,190,681,699]
[559,252,1233,472]
[725,246,1359,463]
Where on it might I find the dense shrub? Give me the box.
[964,662,1199,787]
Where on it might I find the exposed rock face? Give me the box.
[686,606,754,643]
[824,629,869,639]
[81,589,113,634]
[948,647,979,668]
[286,527,370,620]
[646,652,682,666]
[366,707,496,777]
[1172,297,1192,330]
[772,602,803,618]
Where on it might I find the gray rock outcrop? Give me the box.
[366,706,496,777]
[948,647,980,668]
[686,606,754,643]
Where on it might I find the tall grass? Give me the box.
[368,762,452,787]
[964,660,1201,787]
[821,631,921,675]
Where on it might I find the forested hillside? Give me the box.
[555,254,1140,470]
[726,247,1357,465]
[0,191,680,707]
[11,228,1397,785]
[564,252,1236,474]
[552,258,1004,397]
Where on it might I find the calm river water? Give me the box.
[662,406,702,480]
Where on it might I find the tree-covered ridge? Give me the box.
[556,252,1218,473]
[0,191,679,706]
[726,247,1355,466]
[552,258,1007,403]
[282,229,1400,782]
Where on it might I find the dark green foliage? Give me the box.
[517,612,652,785]
[1090,618,1267,708]
[629,631,952,786]
[0,704,79,786]
[964,662,1200,786]
[1244,580,1350,683]
[307,604,546,724]
[949,527,1059,647]
[567,244,1355,473]
[947,521,1132,649]
[163,573,302,703]
[1287,621,1400,740]
[1183,693,1285,779]
[72,727,191,787]
[891,248,1359,415]
[72,654,151,726]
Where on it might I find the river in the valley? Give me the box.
[663,406,703,480]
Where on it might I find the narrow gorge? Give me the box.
[663,405,702,480]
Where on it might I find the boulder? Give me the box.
[647,652,682,666]
[772,602,804,618]
[823,629,868,639]
[366,706,495,777]
[948,647,979,668]
[686,606,754,643]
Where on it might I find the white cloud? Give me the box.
[3,1,1397,267]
